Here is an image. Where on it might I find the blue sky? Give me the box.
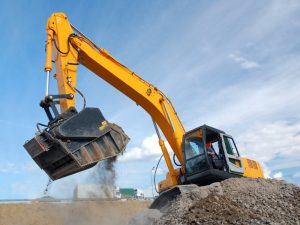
[0,0,299,199]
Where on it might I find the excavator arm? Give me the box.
[24,12,264,196]
[44,13,185,188]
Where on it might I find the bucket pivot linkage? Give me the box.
[24,94,129,180]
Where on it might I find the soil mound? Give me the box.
[154,178,300,225]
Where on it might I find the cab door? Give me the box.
[183,129,209,176]
[221,134,244,175]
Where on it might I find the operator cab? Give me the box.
[182,125,244,185]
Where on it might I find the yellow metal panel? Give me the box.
[241,157,264,178]
[158,168,181,192]
[45,13,78,112]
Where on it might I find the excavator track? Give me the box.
[150,183,224,212]
[150,185,198,212]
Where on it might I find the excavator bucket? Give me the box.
[24,107,129,180]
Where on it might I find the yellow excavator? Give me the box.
[24,12,264,206]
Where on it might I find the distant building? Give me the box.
[73,185,144,199]
[119,188,144,199]
[74,184,118,199]
[136,189,144,199]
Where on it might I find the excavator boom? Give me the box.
[43,13,185,186]
[24,13,185,187]
[24,12,264,194]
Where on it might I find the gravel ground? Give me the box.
[0,199,151,225]
[153,178,300,225]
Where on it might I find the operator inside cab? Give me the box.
[184,128,229,176]
[206,142,216,158]
[206,141,225,170]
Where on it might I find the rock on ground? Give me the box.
[152,178,300,225]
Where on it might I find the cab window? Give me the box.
[185,138,204,160]
[184,129,208,174]
[223,136,239,156]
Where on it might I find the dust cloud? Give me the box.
[46,157,118,199]
[90,157,116,186]
[81,157,118,199]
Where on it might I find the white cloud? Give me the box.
[273,172,283,179]
[237,121,300,164]
[254,163,284,180]
[261,163,272,179]
[118,134,172,162]
[229,53,259,69]
[189,53,300,132]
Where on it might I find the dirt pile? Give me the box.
[154,178,300,225]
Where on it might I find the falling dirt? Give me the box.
[91,157,117,186]
[72,157,118,199]
[43,178,53,196]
